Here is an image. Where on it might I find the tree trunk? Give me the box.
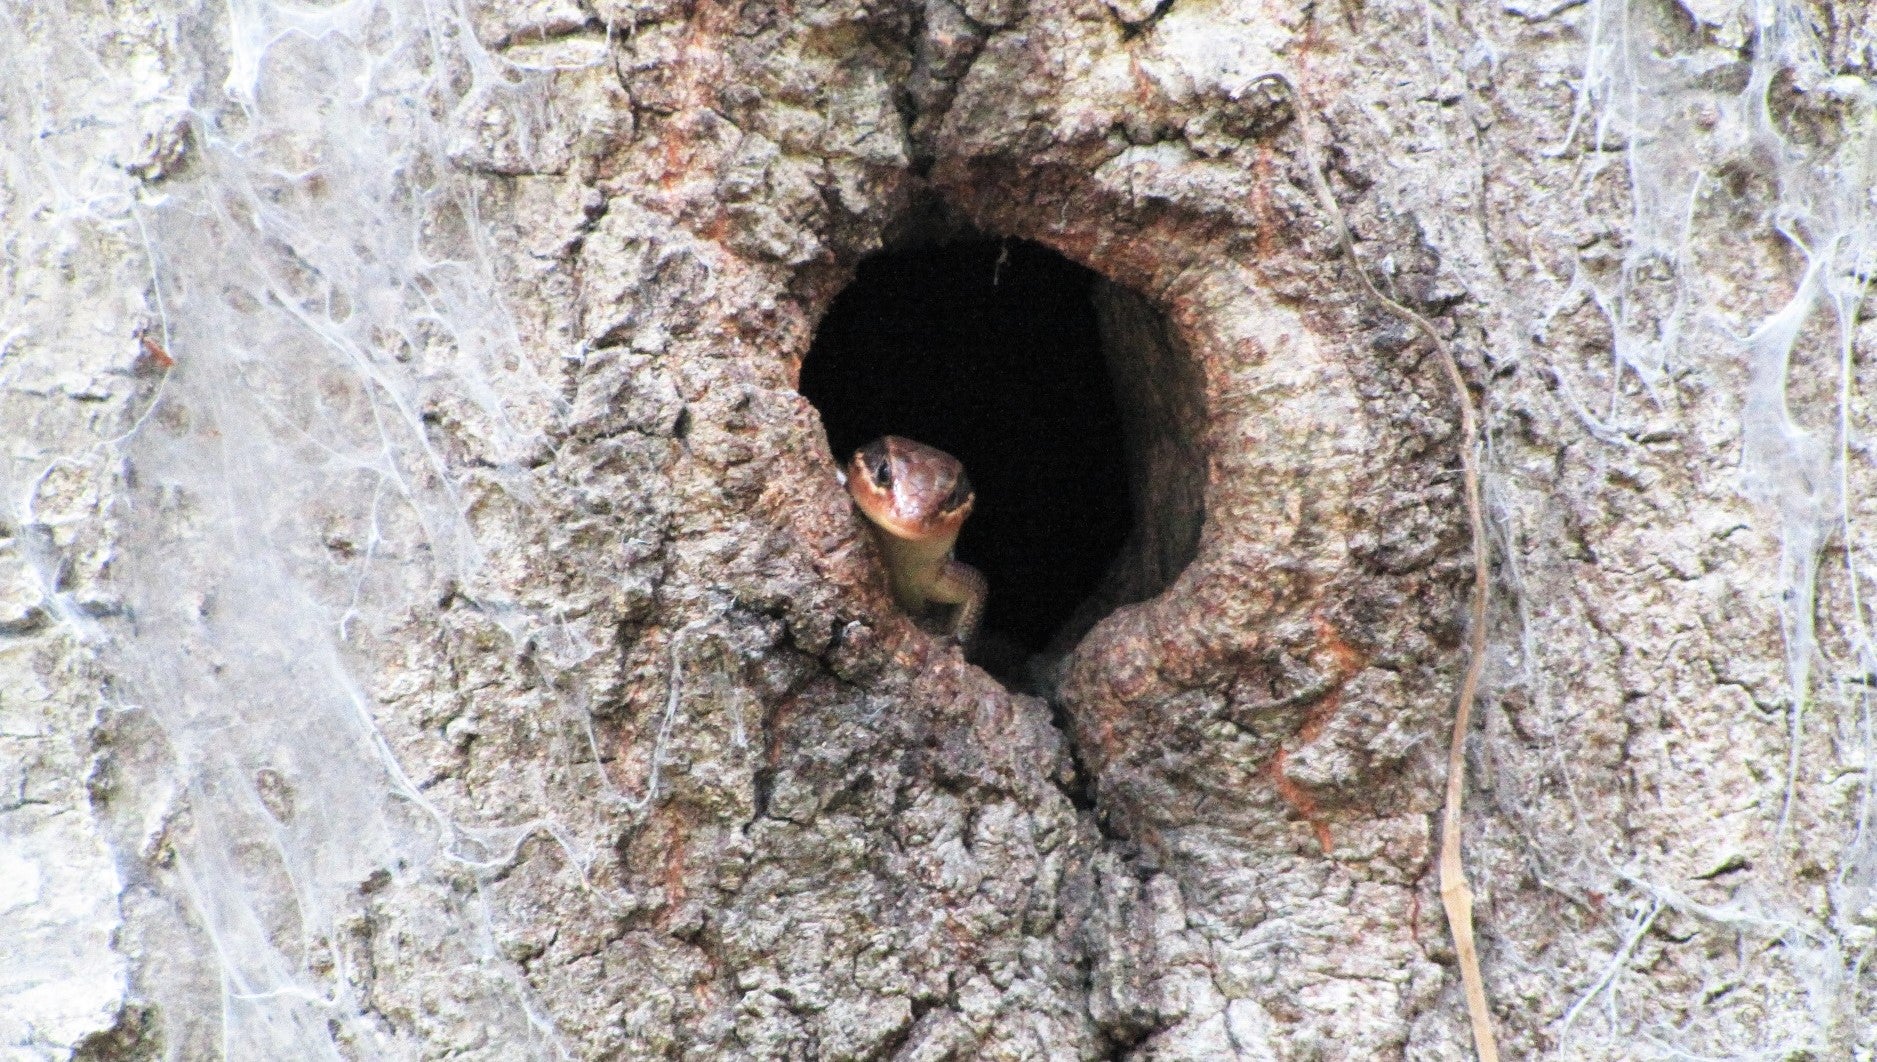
[5,0,1875,1058]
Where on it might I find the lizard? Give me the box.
[845,435,987,645]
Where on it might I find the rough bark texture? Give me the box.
[6,0,1877,1059]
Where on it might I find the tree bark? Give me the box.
[5,0,1876,1058]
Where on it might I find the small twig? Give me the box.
[1261,73,1499,1061]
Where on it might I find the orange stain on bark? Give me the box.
[656,2,728,190]
[1266,617,1371,856]
[1251,147,1278,260]
[657,813,690,920]
[1300,614,1366,742]
[136,334,174,372]
[1266,747,1334,855]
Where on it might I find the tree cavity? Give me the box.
[801,234,1203,685]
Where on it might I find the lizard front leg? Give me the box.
[928,558,988,646]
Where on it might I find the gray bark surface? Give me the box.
[3,0,1875,1058]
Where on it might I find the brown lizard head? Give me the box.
[847,435,975,544]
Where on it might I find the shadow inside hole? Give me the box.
[802,238,1132,675]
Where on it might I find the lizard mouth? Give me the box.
[884,503,972,542]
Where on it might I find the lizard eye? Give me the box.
[943,473,973,511]
[855,440,893,489]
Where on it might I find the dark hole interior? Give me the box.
[802,238,1131,666]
